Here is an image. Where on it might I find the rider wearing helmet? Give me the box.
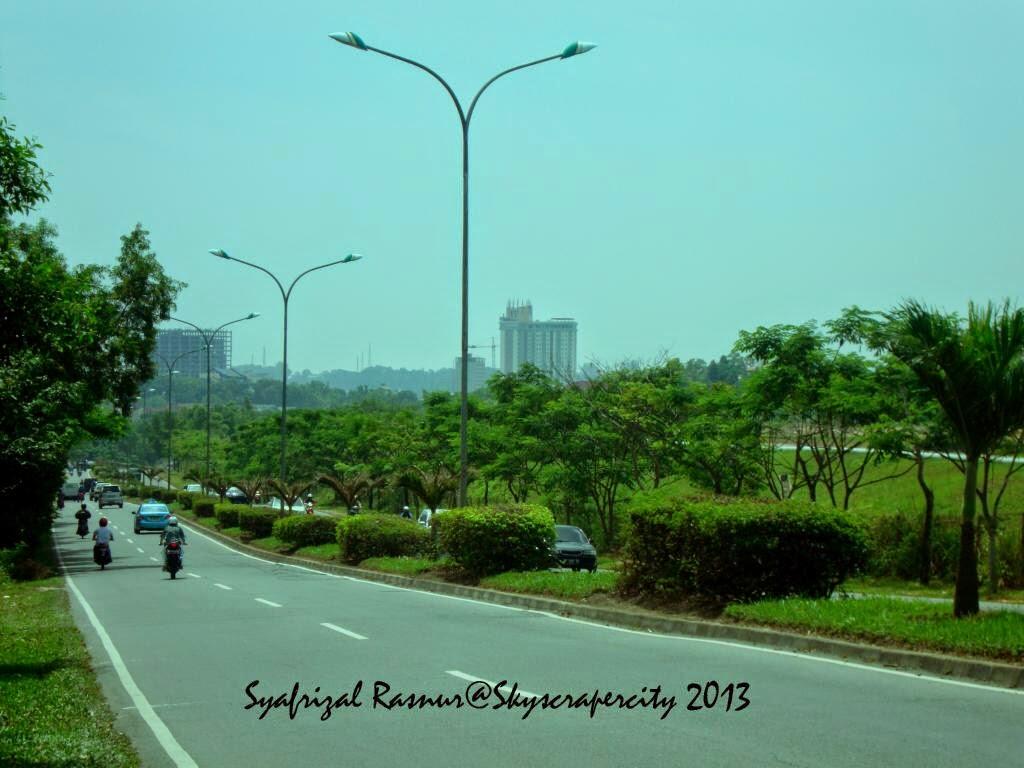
[160,516,187,568]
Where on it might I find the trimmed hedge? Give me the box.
[193,499,215,518]
[273,515,338,548]
[238,508,278,538]
[215,503,241,528]
[336,514,429,564]
[177,491,198,510]
[436,503,555,577]
[620,494,868,604]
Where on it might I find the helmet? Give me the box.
[99,517,108,526]
[168,516,178,525]
[81,503,88,510]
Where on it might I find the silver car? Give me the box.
[98,484,123,509]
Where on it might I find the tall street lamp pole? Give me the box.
[170,313,260,480]
[156,347,204,492]
[329,32,595,506]
[142,387,156,416]
[209,249,362,484]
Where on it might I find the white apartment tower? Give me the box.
[499,301,577,380]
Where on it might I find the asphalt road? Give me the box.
[54,498,1024,768]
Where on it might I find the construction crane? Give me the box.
[468,337,497,369]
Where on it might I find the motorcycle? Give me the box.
[93,542,112,569]
[75,511,91,539]
[164,541,183,579]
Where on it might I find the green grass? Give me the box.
[246,536,290,553]
[359,556,439,576]
[480,570,620,600]
[295,542,342,560]
[0,545,140,767]
[725,596,1024,662]
[843,576,1024,603]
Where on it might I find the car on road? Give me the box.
[89,482,108,501]
[184,483,203,494]
[61,482,81,500]
[225,486,248,504]
[133,501,171,534]
[98,485,124,509]
[552,525,597,572]
[417,508,447,528]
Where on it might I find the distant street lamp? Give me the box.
[209,249,362,484]
[156,347,204,491]
[329,32,595,505]
[170,313,260,480]
[142,387,156,417]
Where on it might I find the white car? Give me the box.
[184,483,203,494]
[417,508,447,528]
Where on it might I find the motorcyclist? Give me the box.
[160,516,187,569]
[92,517,113,568]
[75,504,91,538]
[304,493,315,515]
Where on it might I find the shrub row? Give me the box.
[193,499,216,518]
[215,503,241,528]
[437,503,555,577]
[273,515,338,548]
[238,508,278,538]
[620,494,868,604]
[336,514,428,564]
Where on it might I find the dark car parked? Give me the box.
[552,525,598,572]
[225,486,248,504]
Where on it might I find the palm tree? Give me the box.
[318,471,369,512]
[267,479,313,517]
[234,476,267,507]
[397,465,459,515]
[884,300,1024,616]
[140,466,164,487]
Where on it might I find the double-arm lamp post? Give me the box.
[169,313,260,480]
[329,32,595,506]
[209,249,362,484]
[155,347,205,491]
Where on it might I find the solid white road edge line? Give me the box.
[255,598,282,608]
[177,520,1021,695]
[55,543,199,768]
[320,622,367,640]
[446,670,540,699]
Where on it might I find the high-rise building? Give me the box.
[452,355,490,394]
[154,328,231,378]
[499,300,577,380]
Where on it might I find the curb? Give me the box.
[180,515,1024,691]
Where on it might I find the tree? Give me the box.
[679,383,762,495]
[882,300,1024,616]
[0,115,50,217]
[397,465,459,514]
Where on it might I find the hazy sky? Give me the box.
[2,1,1021,373]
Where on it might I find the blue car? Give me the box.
[133,501,171,534]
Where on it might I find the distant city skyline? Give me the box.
[3,1,1020,374]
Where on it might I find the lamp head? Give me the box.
[209,249,230,259]
[329,32,368,50]
[246,312,260,320]
[343,254,363,263]
[561,41,597,59]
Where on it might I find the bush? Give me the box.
[273,515,338,548]
[237,508,278,538]
[193,499,215,518]
[177,491,197,510]
[215,503,241,528]
[620,494,868,604]
[147,488,166,503]
[437,503,555,577]
[336,514,429,564]
[123,485,140,499]
[865,512,960,582]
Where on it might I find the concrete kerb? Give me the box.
[181,518,1024,691]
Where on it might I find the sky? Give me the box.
[2,1,1022,374]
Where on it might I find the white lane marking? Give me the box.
[446,670,540,699]
[188,573,201,579]
[255,598,282,608]
[127,539,134,544]
[177,521,1022,696]
[149,557,159,562]
[55,547,199,767]
[136,547,145,553]
[320,622,367,640]
[214,583,232,591]
[179,522,342,578]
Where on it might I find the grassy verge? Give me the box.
[480,570,619,600]
[0,541,140,767]
[842,577,1024,603]
[245,536,290,554]
[725,597,1024,663]
[359,556,439,576]
[294,543,341,560]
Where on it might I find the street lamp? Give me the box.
[329,32,595,506]
[142,387,156,417]
[156,347,204,491]
[209,249,362,484]
[170,313,260,480]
